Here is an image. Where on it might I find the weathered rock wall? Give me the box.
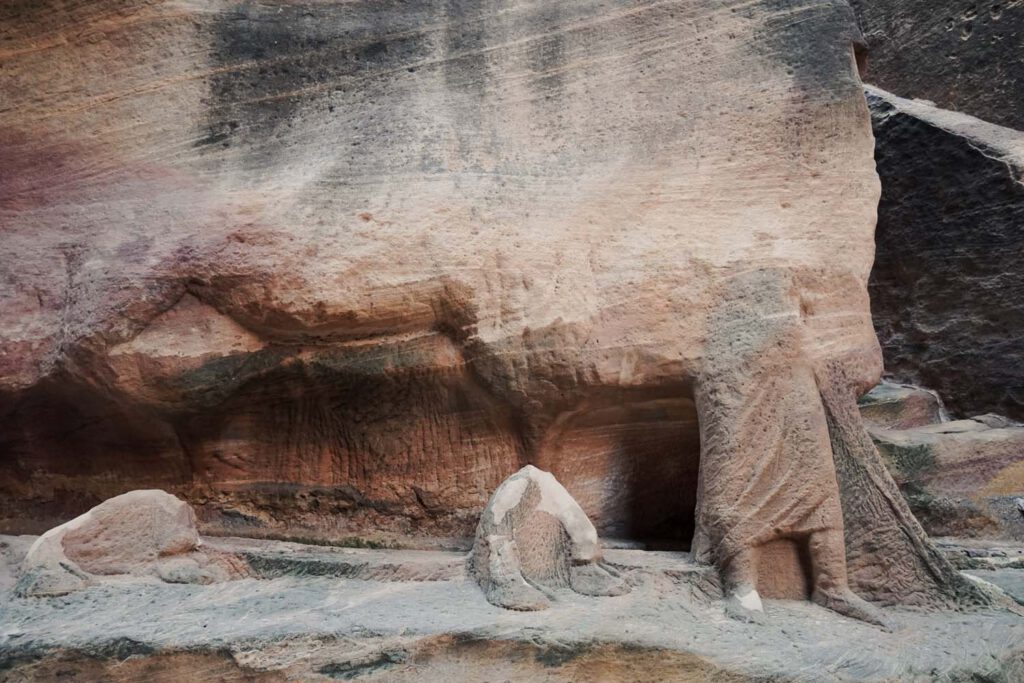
[1,0,875,536]
[851,0,1024,130]
[873,416,1024,540]
[866,87,1024,422]
[859,382,1024,540]
[0,0,977,608]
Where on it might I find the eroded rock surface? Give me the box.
[858,381,946,430]
[2,534,1024,682]
[872,417,1024,540]
[470,466,627,610]
[857,381,1024,542]
[16,490,242,597]
[851,0,1024,130]
[0,0,979,611]
[867,86,1024,423]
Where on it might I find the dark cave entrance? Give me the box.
[534,393,702,551]
[1,364,704,550]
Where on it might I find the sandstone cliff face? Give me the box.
[851,0,1024,130]
[866,87,1024,422]
[0,1,973,607]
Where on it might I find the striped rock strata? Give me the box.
[0,0,981,617]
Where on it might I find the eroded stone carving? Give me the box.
[0,0,985,620]
[470,466,627,610]
[690,271,889,627]
[16,490,243,597]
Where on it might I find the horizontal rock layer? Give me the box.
[0,0,976,610]
[858,381,946,430]
[2,534,1024,682]
[1,0,879,542]
[859,381,1024,541]
[871,415,1024,540]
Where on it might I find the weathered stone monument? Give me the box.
[470,465,628,611]
[0,0,985,633]
[16,490,242,597]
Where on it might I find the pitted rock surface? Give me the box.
[16,490,243,597]
[470,465,627,611]
[867,86,1024,422]
[0,0,978,611]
